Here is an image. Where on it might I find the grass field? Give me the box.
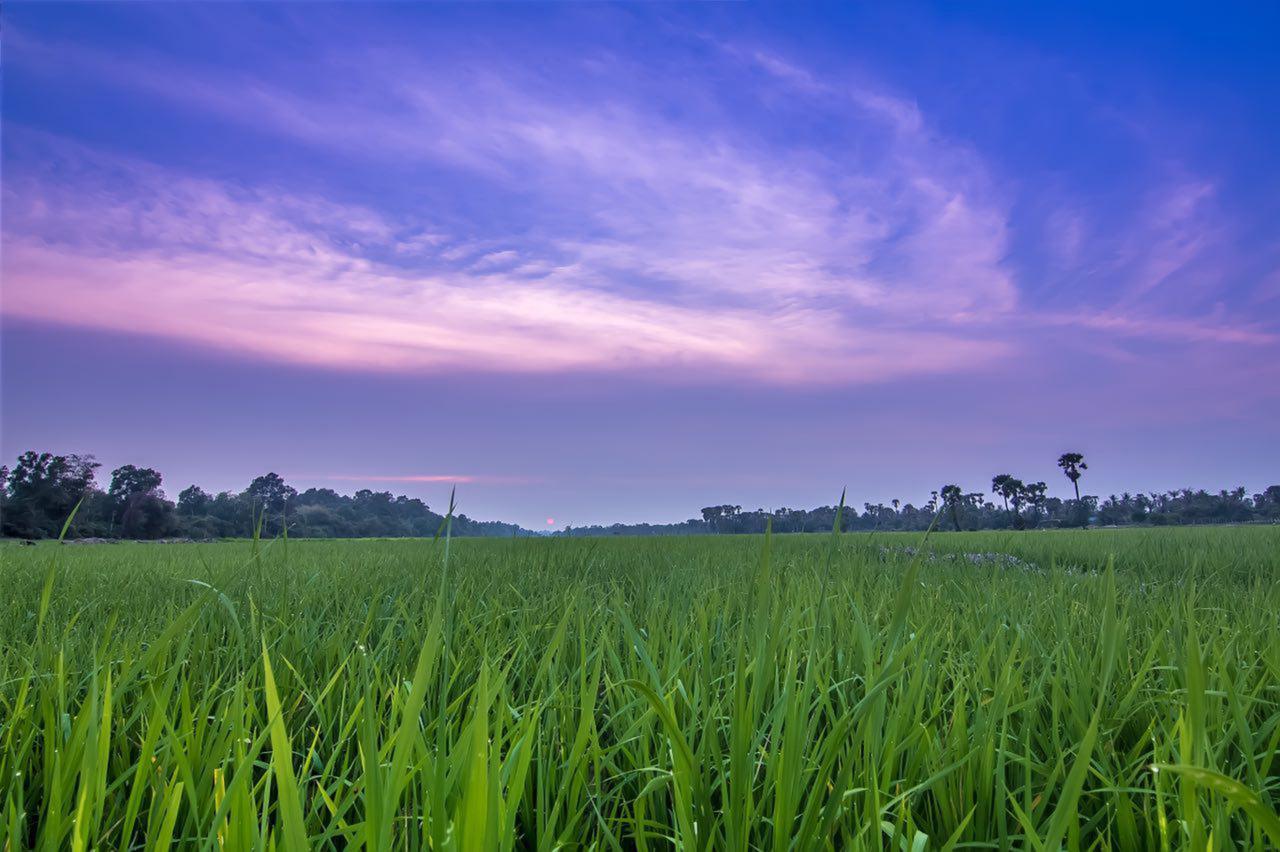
[2,526,1279,849]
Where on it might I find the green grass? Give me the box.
[2,526,1279,849]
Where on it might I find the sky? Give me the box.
[3,3,1278,529]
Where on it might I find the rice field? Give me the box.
[2,525,1279,850]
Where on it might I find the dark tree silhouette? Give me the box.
[700,504,742,534]
[108,465,173,538]
[990,475,1014,523]
[177,485,212,516]
[244,472,297,534]
[3,448,1276,540]
[245,473,296,514]
[1007,478,1027,529]
[991,474,1012,512]
[1,451,100,538]
[1057,452,1088,502]
[1023,481,1048,525]
[940,484,964,532]
[991,474,1028,529]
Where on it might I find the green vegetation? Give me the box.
[6,448,1280,541]
[2,526,1280,849]
[0,452,531,540]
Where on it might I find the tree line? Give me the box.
[559,453,1280,536]
[2,449,1276,540]
[0,451,530,540]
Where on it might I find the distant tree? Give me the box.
[700,504,741,534]
[1265,485,1280,504]
[940,484,964,531]
[991,475,1012,512]
[244,473,297,534]
[177,485,212,515]
[1022,481,1048,526]
[699,505,720,532]
[108,465,162,501]
[1007,479,1027,529]
[245,473,296,513]
[296,487,345,508]
[2,451,101,538]
[965,492,988,521]
[991,474,1026,527]
[1260,485,1280,519]
[209,491,252,535]
[108,465,174,538]
[1057,452,1088,502]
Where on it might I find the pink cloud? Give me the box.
[6,33,1270,393]
[315,474,475,484]
[6,29,1020,317]
[2,131,1018,384]
[292,473,541,486]
[1036,310,1276,345]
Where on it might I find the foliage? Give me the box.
[2,527,1279,848]
[1,451,530,540]
[0,451,101,539]
[1057,452,1089,502]
[107,464,174,539]
[3,449,1278,541]
[564,485,1279,537]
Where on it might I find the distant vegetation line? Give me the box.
[1,449,1277,540]
[0,451,529,541]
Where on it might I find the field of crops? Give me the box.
[2,526,1279,850]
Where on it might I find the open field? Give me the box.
[3,527,1280,849]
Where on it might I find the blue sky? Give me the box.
[3,3,1278,527]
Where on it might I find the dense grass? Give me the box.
[2,526,1279,849]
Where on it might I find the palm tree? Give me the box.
[991,474,1013,513]
[1023,481,1047,526]
[940,484,964,531]
[1007,478,1026,529]
[1057,452,1089,528]
[991,474,1025,527]
[1056,452,1088,502]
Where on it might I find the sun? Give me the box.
[546,517,556,526]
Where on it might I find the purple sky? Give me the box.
[3,3,1278,528]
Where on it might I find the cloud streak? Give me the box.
[304,474,531,485]
[2,12,1275,393]
[0,48,1026,383]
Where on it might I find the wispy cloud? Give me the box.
[316,474,477,484]
[1034,310,1275,345]
[1,37,1025,383]
[3,17,1274,394]
[309,473,539,485]
[284,472,543,486]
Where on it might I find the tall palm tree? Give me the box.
[1057,452,1089,528]
[991,474,1013,513]
[1057,452,1088,502]
[1007,478,1026,529]
[940,484,964,532]
[1023,481,1048,526]
[991,474,1025,527]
